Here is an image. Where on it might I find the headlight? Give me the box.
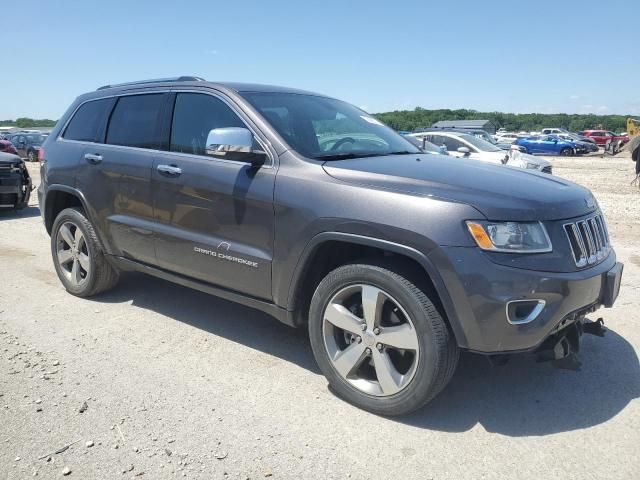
[466,221,552,253]
[525,162,539,169]
[10,164,22,173]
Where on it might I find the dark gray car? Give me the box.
[38,77,623,415]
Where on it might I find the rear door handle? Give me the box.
[157,164,182,176]
[84,153,102,165]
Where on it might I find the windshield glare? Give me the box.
[242,92,420,159]
[459,134,502,152]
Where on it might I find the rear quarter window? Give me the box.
[63,98,114,142]
[106,94,165,149]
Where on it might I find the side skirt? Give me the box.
[108,255,297,328]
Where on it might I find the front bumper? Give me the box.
[430,246,622,354]
[0,174,31,208]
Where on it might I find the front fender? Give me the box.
[286,232,470,348]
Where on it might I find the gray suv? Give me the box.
[38,77,623,415]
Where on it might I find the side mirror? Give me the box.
[206,127,266,165]
[457,146,471,155]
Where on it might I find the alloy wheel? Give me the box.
[322,284,420,397]
[55,221,90,286]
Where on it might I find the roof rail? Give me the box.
[97,76,205,91]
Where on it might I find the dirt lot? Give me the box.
[1,153,639,479]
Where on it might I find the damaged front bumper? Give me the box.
[0,164,32,209]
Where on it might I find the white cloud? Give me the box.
[596,105,609,112]
[569,95,580,100]
[207,49,219,55]
[581,104,594,110]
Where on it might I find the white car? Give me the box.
[493,132,519,143]
[409,131,552,173]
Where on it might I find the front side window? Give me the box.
[64,98,113,142]
[442,136,465,152]
[242,92,419,159]
[170,93,245,156]
[460,134,502,152]
[106,94,165,149]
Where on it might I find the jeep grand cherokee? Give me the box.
[38,77,623,415]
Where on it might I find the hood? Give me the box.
[323,153,596,221]
[0,152,23,165]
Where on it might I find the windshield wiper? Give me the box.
[315,150,418,161]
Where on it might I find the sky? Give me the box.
[2,0,639,119]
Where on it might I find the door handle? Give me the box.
[84,153,102,165]
[157,164,182,176]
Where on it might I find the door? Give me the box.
[75,93,168,265]
[152,92,275,300]
[15,135,26,157]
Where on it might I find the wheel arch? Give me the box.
[287,232,468,347]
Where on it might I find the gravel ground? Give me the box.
[1,153,639,479]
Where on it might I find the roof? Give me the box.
[92,76,325,97]
[432,120,495,128]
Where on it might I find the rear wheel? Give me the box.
[27,150,36,162]
[51,207,119,297]
[309,263,459,416]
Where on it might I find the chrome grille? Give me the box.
[564,213,610,267]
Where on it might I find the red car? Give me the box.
[580,130,629,146]
[0,139,18,155]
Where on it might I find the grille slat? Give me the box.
[564,214,610,267]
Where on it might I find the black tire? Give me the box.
[27,150,36,162]
[308,263,459,416]
[51,207,119,297]
[560,148,572,156]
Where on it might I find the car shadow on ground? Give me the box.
[0,205,40,220]
[96,272,320,374]
[97,272,639,437]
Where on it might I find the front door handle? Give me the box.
[84,153,102,165]
[157,164,182,176]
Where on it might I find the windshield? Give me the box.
[459,134,502,152]
[241,92,420,159]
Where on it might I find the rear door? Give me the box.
[151,91,276,300]
[75,92,169,264]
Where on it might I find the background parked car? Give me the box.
[410,131,552,172]
[580,130,629,147]
[493,132,519,143]
[7,132,47,161]
[415,127,512,150]
[515,135,579,156]
[554,133,599,153]
[0,139,18,155]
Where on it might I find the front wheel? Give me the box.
[51,207,120,297]
[308,263,459,416]
[27,150,36,162]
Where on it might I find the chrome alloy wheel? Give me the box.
[55,221,90,286]
[322,284,420,396]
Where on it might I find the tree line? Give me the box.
[372,108,630,133]
[0,118,57,128]
[1,110,632,134]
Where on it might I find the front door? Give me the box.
[152,92,275,300]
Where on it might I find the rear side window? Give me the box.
[106,94,165,149]
[63,98,113,142]
[170,93,245,156]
